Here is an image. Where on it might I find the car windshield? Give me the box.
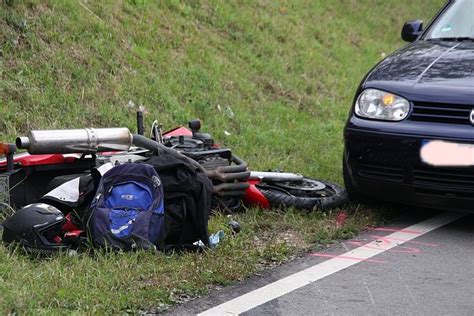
[425,0,474,40]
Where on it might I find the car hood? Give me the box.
[364,41,474,103]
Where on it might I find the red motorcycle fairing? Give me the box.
[0,153,81,171]
[10,154,79,167]
[243,179,271,209]
[163,126,193,138]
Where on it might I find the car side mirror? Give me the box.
[401,20,423,42]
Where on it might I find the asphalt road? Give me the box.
[168,210,474,315]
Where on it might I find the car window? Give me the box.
[426,0,474,39]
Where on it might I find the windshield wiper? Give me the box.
[427,37,474,42]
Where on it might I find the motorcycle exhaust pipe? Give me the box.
[16,128,133,154]
[249,171,304,182]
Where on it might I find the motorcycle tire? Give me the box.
[257,177,348,211]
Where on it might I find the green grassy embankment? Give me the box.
[0,0,443,313]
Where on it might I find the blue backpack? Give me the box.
[86,163,165,250]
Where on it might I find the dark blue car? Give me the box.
[343,0,474,212]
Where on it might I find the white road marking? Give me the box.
[198,212,464,315]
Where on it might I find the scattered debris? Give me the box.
[126,100,136,108]
[224,106,235,119]
[228,220,241,234]
[208,230,225,248]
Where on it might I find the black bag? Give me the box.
[144,154,213,250]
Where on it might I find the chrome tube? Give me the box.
[16,128,133,154]
[249,171,304,182]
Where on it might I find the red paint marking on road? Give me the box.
[371,236,422,253]
[348,241,365,247]
[370,235,439,247]
[344,232,439,255]
[201,213,464,315]
[347,241,422,254]
[372,227,422,234]
[310,253,386,264]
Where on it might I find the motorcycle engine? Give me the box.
[163,135,232,171]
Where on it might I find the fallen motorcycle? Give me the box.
[153,118,347,212]
[0,114,347,213]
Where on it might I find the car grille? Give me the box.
[413,166,474,198]
[357,161,474,198]
[357,163,404,183]
[410,101,473,125]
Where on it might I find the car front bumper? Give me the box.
[344,116,474,212]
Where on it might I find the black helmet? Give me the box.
[2,203,67,251]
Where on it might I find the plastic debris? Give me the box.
[224,106,235,119]
[193,240,205,248]
[192,230,225,249]
[208,230,225,248]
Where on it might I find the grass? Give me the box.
[0,0,444,313]
[0,206,391,314]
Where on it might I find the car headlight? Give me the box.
[355,89,410,121]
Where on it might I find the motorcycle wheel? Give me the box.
[257,177,348,211]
